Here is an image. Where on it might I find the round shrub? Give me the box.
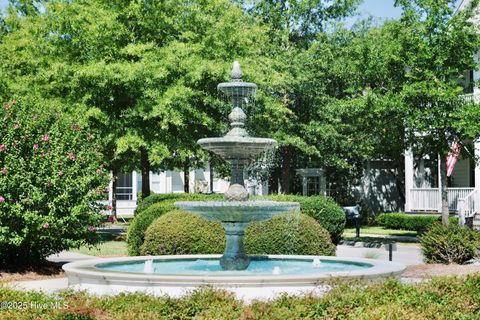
[127,193,224,255]
[0,99,109,266]
[244,213,336,256]
[127,201,176,255]
[257,194,345,245]
[140,210,225,255]
[420,223,480,264]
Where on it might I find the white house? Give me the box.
[404,0,480,219]
[109,164,268,216]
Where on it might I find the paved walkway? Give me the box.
[7,251,97,293]
[343,233,418,242]
[336,243,423,266]
[47,251,97,264]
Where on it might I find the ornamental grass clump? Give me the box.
[0,99,109,266]
[420,223,480,264]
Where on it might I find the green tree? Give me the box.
[393,0,480,224]
[0,0,270,208]
[243,0,362,194]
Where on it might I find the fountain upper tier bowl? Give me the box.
[217,81,257,97]
[174,201,299,222]
[197,136,276,161]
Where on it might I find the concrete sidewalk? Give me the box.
[336,244,423,266]
[47,251,97,264]
[8,278,69,294]
[7,251,97,294]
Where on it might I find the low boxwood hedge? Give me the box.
[126,193,223,255]
[4,275,480,319]
[140,210,335,256]
[376,213,442,232]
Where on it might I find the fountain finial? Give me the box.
[231,61,243,82]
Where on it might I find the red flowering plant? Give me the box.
[0,99,109,266]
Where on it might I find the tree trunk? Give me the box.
[140,147,150,199]
[268,165,280,194]
[184,160,189,193]
[440,154,450,226]
[111,170,118,220]
[280,148,294,194]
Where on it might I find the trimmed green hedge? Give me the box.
[134,193,199,215]
[126,193,223,255]
[420,223,480,264]
[140,211,335,256]
[140,210,225,255]
[376,213,442,232]
[256,195,346,244]
[245,213,335,256]
[128,193,345,256]
[4,276,480,319]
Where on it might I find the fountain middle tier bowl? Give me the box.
[174,201,300,222]
[197,136,276,161]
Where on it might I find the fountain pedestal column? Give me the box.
[220,222,250,270]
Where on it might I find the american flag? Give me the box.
[446,140,462,177]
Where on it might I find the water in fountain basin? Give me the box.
[96,258,372,276]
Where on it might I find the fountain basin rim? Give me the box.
[217,82,257,90]
[197,136,277,145]
[174,200,300,208]
[63,255,405,285]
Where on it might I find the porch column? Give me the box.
[108,177,113,206]
[189,168,195,193]
[166,171,172,193]
[301,176,308,196]
[404,148,414,212]
[132,171,138,202]
[320,171,327,196]
[437,154,443,213]
[475,139,480,190]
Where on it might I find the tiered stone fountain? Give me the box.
[175,61,299,270]
[62,61,405,302]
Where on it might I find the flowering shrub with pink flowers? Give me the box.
[0,99,109,266]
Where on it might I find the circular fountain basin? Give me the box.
[197,136,276,160]
[62,255,405,301]
[174,201,300,222]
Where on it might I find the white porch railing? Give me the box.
[458,188,480,220]
[461,93,480,103]
[410,188,475,212]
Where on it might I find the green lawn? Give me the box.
[71,241,127,257]
[343,226,418,237]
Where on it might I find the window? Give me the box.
[116,173,133,200]
[307,176,321,196]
